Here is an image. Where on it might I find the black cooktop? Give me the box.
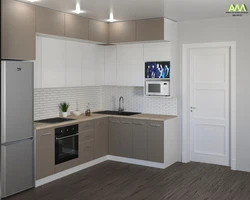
[35,117,76,124]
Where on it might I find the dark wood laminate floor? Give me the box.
[5,161,250,200]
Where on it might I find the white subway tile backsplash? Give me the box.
[34,86,177,120]
[34,87,102,120]
[102,86,177,115]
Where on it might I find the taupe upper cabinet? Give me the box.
[1,0,35,60]
[109,21,136,43]
[36,6,65,37]
[89,19,108,43]
[136,18,164,41]
[65,14,89,40]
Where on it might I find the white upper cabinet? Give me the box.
[95,45,105,86]
[34,36,42,88]
[143,42,171,62]
[117,44,144,87]
[41,37,66,88]
[104,46,117,86]
[66,40,82,87]
[81,43,96,86]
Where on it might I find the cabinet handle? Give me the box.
[121,121,131,124]
[41,132,52,136]
[149,123,160,127]
[133,122,144,126]
[110,120,120,123]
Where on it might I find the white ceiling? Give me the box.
[19,0,249,22]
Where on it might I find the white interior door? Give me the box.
[189,47,230,166]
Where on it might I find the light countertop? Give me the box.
[34,113,177,131]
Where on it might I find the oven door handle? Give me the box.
[55,134,78,140]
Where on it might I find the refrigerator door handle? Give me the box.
[1,61,7,144]
[2,137,34,147]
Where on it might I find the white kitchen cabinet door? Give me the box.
[104,46,117,86]
[34,36,42,88]
[95,45,105,86]
[82,43,96,86]
[41,37,66,88]
[143,42,171,62]
[66,41,82,87]
[117,44,144,86]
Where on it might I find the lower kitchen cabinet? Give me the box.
[132,119,148,160]
[94,118,109,159]
[147,121,164,163]
[36,128,55,180]
[79,127,94,164]
[79,140,94,164]
[119,118,133,158]
[55,158,80,173]
[109,118,133,158]
[109,118,121,156]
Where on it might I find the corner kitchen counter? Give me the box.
[34,113,177,130]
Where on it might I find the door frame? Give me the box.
[182,42,236,170]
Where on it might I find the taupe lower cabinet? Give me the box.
[109,118,164,163]
[1,0,36,60]
[35,117,166,180]
[109,118,121,156]
[147,121,164,163]
[94,118,109,159]
[36,128,55,180]
[79,121,95,164]
[36,6,65,37]
[132,119,148,160]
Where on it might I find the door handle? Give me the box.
[190,107,197,109]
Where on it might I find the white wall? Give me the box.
[178,15,250,172]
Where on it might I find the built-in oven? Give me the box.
[55,124,79,165]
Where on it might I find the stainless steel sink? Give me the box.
[94,110,141,116]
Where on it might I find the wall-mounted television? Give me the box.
[145,61,170,79]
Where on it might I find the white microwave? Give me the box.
[145,81,170,96]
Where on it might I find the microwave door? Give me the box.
[148,84,161,93]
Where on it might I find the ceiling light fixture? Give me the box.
[29,0,39,2]
[72,3,84,14]
[108,13,116,23]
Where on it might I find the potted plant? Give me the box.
[59,102,70,118]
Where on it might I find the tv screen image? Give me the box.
[145,61,170,79]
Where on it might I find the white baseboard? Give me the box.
[35,155,169,187]
[182,152,189,163]
[35,156,108,187]
[231,159,236,170]
[108,155,167,169]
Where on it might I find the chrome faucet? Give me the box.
[118,96,124,112]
